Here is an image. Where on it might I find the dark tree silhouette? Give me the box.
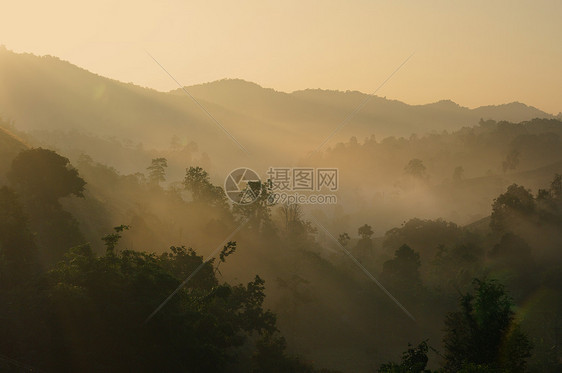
[378,340,431,373]
[147,157,167,185]
[381,244,423,292]
[358,224,374,240]
[184,166,228,208]
[490,184,535,232]
[0,186,38,286]
[337,232,350,247]
[6,148,86,264]
[356,224,374,259]
[8,148,85,203]
[404,158,427,179]
[502,149,520,173]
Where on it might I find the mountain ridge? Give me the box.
[0,47,556,173]
[174,78,554,117]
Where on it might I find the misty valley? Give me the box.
[1,47,561,373]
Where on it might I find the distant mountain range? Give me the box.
[0,47,556,172]
[1,46,562,253]
[178,79,555,137]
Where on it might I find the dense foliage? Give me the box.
[1,137,561,371]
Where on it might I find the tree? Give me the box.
[184,166,211,199]
[490,184,535,233]
[378,340,431,373]
[7,148,86,264]
[1,227,308,372]
[252,334,318,372]
[233,183,275,235]
[488,234,537,300]
[184,166,228,209]
[146,157,167,185]
[551,173,562,199]
[278,204,315,240]
[358,224,374,240]
[356,224,374,258]
[430,242,484,294]
[337,232,350,247]
[381,244,423,292]
[502,149,520,173]
[442,279,532,373]
[383,218,463,260]
[488,233,534,270]
[8,148,85,203]
[280,203,303,233]
[0,186,38,286]
[101,224,130,254]
[404,158,427,179]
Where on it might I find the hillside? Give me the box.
[1,47,562,373]
[177,79,555,151]
[0,121,28,182]
[0,48,555,176]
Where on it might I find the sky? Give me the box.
[1,0,561,114]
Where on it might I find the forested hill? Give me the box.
[0,47,555,172]
[179,79,554,138]
[0,121,27,181]
[1,48,562,369]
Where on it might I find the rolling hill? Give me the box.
[0,47,555,176]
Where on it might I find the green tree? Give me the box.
[252,334,318,372]
[101,224,130,254]
[430,242,484,294]
[442,279,532,373]
[0,226,307,372]
[378,340,432,373]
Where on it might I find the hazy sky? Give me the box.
[2,0,561,114]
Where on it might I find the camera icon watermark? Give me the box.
[224,167,338,205]
[224,167,262,205]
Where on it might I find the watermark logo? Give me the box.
[267,167,338,191]
[225,167,338,205]
[266,167,338,205]
[224,168,262,204]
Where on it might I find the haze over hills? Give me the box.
[1,47,561,232]
[2,1,562,370]
[1,47,562,372]
[182,79,554,139]
[2,47,560,228]
[0,47,555,177]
